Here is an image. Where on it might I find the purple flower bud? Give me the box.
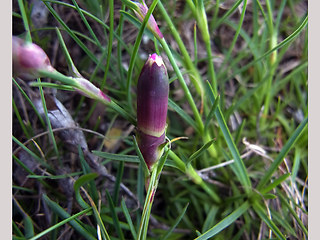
[133,1,163,39]
[137,53,169,169]
[137,54,168,137]
[12,36,54,80]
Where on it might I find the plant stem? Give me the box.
[17,0,32,42]
[192,0,218,94]
[261,0,278,127]
[39,70,136,125]
[168,150,221,203]
[157,1,204,101]
[158,38,204,134]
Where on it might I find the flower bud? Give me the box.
[137,53,169,169]
[12,36,54,80]
[133,0,163,39]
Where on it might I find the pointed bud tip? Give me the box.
[147,54,165,69]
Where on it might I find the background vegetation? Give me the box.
[13,0,308,239]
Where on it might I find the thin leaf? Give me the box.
[93,151,140,163]
[29,206,93,240]
[168,98,199,133]
[187,139,215,165]
[212,0,243,30]
[24,214,34,238]
[12,136,51,170]
[133,135,150,178]
[162,203,189,240]
[42,1,101,69]
[252,202,286,240]
[78,146,99,203]
[29,82,75,91]
[204,94,220,131]
[201,206,219,233]
[42,195,96,240]
[137,167,158,240]
[156,146,171,177]
[101,0,114,89]
[70,0,102,50]
[74,173,99,209]
[27,172,82,179]
[278,192,308,237]
[205,81,252,192]
[113,161,124,204]
[106,190,125,240]
[121,199,137,240]
[260,173,291,194]
[44,0,131,54]
[12,78,46,127]
[195,201,250,239]
[37,78,61,165]
[257,117,308,190]
[222,15,308,83]
[12,221,24,237]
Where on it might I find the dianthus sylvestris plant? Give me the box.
[136,53,169,170]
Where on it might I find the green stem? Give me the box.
[191,0,218,94]
[17,0,32,42]
[101,0,114,89]
[168,150,221,203]
[261,0,278,127]
[157,1,204,99]
[39,70,136,125]
[158,38,204,134]
[37,78,62,166]
[137,165,158,240]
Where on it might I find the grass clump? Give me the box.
[13,0,307,239]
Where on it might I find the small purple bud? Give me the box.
[137,53,169,169]
[12,36,54,80]
[133,1,163,39]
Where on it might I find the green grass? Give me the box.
[13,0,307,239]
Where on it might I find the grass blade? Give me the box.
[42,194,96,240]
[162,203,189,240]
[74,173,99,209]
[168,98,199,133]
[195,201,250,239]
[93,151,140,163]
[121,199,137,240]
[260,173,291,194]
[187,139,215,165]
[106,190,125,240]
[252,202,286,240]
[133,135,150,178]
[29,207,93,240]
[205,81,252,192]
[42,1,100,68]
[278,192,308,237]
[257,117,308,190]
[204,94,220,131]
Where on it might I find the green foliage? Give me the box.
[13,0,308,239]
